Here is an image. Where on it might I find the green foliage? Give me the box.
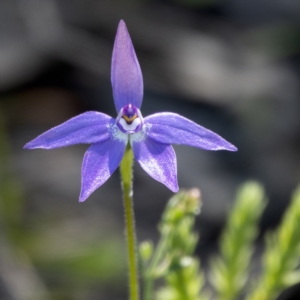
[141,181,300,300]
[156,258,205,300]
[210,182,266,300]
[246,186,300,300]
[139,189,205,300]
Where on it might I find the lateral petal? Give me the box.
[80,138,127,202]
[145,113,237,151]
[111,20,143,112]
[131,136,178,192]
[24,112,112,149]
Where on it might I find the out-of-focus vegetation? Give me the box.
[140,182,300,300]
[210,182,266,300]
[140,189,205,300]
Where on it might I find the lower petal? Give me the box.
[80,138,127,202]
[131,137,178,192]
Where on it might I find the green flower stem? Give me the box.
[120,145,139,300]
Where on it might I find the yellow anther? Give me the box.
[123,115,137,123]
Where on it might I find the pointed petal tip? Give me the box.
[23,141,38,149]
[208,141,238,152]
[23,141,50,150]
[79,195,87,203]
[225,143,238,152]
[118,19,126,27]
[79,189,91,202]
[166,178,179,193]
[162,179,179,193]
[116,19,128,37]
[170,185,179,193]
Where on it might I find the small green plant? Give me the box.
[210,182,266,300]
[140,182,300,300]
[140,188,206,300]
[246,186,300,300]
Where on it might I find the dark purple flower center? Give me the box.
[116,104,143,134]
[122,104,138,124]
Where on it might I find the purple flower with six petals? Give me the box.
[24,20,237,202]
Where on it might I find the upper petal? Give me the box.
[111,20,143,112]
[131,135,178,192]
[80,137,127,202]
[24,112,112,149]
[145,113,237,151]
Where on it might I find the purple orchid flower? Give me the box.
[24,20,237,202]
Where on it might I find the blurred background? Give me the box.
[0,0,300,299]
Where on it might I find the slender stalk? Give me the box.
[120,145,139,300]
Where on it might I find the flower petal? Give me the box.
[111,20,143,112]
[131,136,178,192]
[145,113,237,151]
[80,138,127,202]
[24,112,112,149]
